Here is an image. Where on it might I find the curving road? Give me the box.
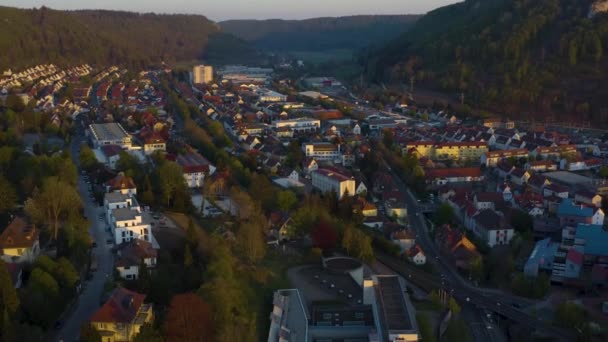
[379,158,573,341]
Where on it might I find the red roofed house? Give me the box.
[311,167,355,199]
[408,245,426,265]
[142,132,166,155]
[435,225,481,270]
[106,172,137,196]
[0,217,40,263]
[90,287,154,341]
[176,149,217,188]
[564,249,583,279]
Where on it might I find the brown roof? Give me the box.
[90,287,146,323]
[115,240,157,268]
[106,172,136,191]
[0,217,38,249]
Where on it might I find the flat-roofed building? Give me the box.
[303,142,340,161]
[89,122,132,149]
[193,65,213,84]
[312,167,355,199]
[274,117,320,132]
[110,207,151,245]
[363,275,419,342]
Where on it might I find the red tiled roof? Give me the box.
[106,172,136,191]
[0,217,38,249]
[90,287,146,323]
[425,168,482,179]
[566,249,583,265]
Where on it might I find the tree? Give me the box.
[416,313,435,342]
[79,145,98,171]
[137,259,151,293]
[25,176,82,240]
[277,190,297,212]
[0,175,17,214]
[158,161,187,208]
[165,294,213,342]
[434,203,455,226]
[510,210,533,234]
[448,297,461,316]
[311,220,338,251]
[599,166,608,179]
[237,219,266,264]
[134,323,163,342]
[0,259,19,315]
[554,302,586,330]
[80,323,102,342]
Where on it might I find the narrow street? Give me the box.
[53,119,115,342]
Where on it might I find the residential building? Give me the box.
[407,141,488,161]
[90,287,154,341]
[0,217,40,264]
[273,117,320,132]
[435,225,481,270]
[106,172,137,196]
[480,148,528,167]
[176,151,216,188]
[110,207,152,245]
[392,230,416,252]
[408,245,426,265]
[574,190,602,208]
[142,133,166,155]
[115,239,157,280]
[471,209,514,247]
[89,123,132,149]
[193,65,213,84]
[557,199,604,226]
[311,168,355,199]
[523,238,559,277]
[425,168,484,185]
[303,142,341,161]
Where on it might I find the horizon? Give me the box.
[1,0,461,21]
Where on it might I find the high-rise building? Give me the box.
[193,65,213,84]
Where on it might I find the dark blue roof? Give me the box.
[557,199,593,217]
[576,224,608,257]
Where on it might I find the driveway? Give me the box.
[54,124,115,341]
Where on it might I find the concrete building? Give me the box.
[312,168,355,199]
[89,123,132,149]
[193,65,213,84]
[274,117,320,132]
[110,207,151,245]
[303,142,341,161]
[363,275,419,342]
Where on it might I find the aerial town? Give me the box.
[1,57,608,342]
[3,2,608,342]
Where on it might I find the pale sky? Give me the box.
[1,0,461,21]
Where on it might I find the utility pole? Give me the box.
[460,92,465,105]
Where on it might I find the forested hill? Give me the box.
[364,0,608,125]
[220,15,420,51]
[0,6,257,70]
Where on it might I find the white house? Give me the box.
[110,207,152,245]
[311,168,355,199]
[115,239,157,280]
[177,151,216,188]
[407,245,426,265]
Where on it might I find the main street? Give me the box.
[54,116,115,342]
[379,158,573,340]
